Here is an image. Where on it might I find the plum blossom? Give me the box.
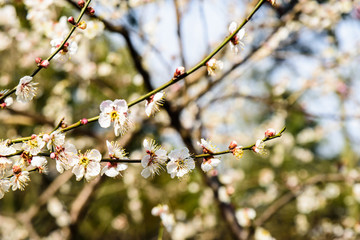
[206,58,223,76]
[0,179,10,199]
[254,227,275,240]
[0,157,12,177]
[52,143,77,173]
[30,156,48,174]
[10,164,30,191]
[98,99,131,136]
[22,135,45,156]
[72,149,102,181]
[0,90,13,108]
[15,76,38,103]
[0,140,16,156]
[151,204,175,233]
[141,139,167,179]
[101,140,128,177]
[167,147,195,178]
[264,128,276,138]
[50,39,78,60]
[43,131,65,151]
[228,22,245,54]
[252,139,267,155]
[145,92,165,117]
[235,208,256,227]
[197,139,221,172]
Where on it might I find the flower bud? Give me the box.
[31,134,37,140]
[87,7,95,15]
[68,16,75,25]
[42,134,50,142]
[228,140,238,150]
[50,152,56,159]
[80,118,88,125]
[264,128,276,138]
[40,60,50,68]
[13,165,21,174]
[35,57,42,64]
[78,0,85,8]
[173,66,185,78]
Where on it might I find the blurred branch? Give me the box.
[254,173,360,227]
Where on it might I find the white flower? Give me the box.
[10,165,30,191]
[15,76,38,103]
[254,227,275,240]
[53,142,78,173]
[206,58,223,76]
[145,92,165,117]
[101,140,128,177]
[30,156,48,174]
[151,204,175,233]
[50,38,78,60]
[197,139,221,172]
[0,157,13,177]
[252,139,267,155]
[22,135,45,156]
[83,20,105,39]
[72,149,102,181]
[0,140,16,156]
[0,179,10,199]
[228,22,245,54]
[43,131,65,151]
[166,147,195,178]
[98,99,131,136]
[235,208,256,227]
[141,139,167,179]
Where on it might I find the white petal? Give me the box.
[89,149,102,162]
[229,22,237,33]
[98,113,111,128]
[141,168,151,179]
[72,165,85,181]
[99,100,113,112]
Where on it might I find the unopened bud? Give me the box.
[78,0,85,8]
[87,7,95,15]
[267,0,276,6]
[42,134,50,142]
[80,118,88,125]
[173,66,185,78]
[50,152,56,159]
[35,57,42,64]
[13,165,21,174]
[264,128,276,138]
[31,134,37,140]
[40,60,50,68]
[68,16,75,25]
[228,140,238,150]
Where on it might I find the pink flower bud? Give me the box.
[228,140,238,150]
[80,118,88,125]
[50,152,56,159]
[174,66,185,78]
[42,134,50,142]
[40,60,50,68]
[68,16,75,25]
[13,165,21,174]
[35,57,42,64]
[78,0,85,8]
[87,7,95,15]
[0,103,6,109]
[31,134,37,140]
[264,128,276,138]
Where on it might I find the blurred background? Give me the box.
[1,0,360,239]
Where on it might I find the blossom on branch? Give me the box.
[206,58,223,76]
[228,22,245,54]
[98,99,132,136]
[167,147,195,178]
[52,142,77,173]
[15,76,38,103]
[141,139,167,179]
[101,140,128,177]
[252,139,267,155]
[30,156,48,174]
[72,149,102,181]
[22,135,45,156]
[50,38,78,60]
[10,164,30,191]
[0,179,10,199]
[198,139,221,172]
[145,92,165,117]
